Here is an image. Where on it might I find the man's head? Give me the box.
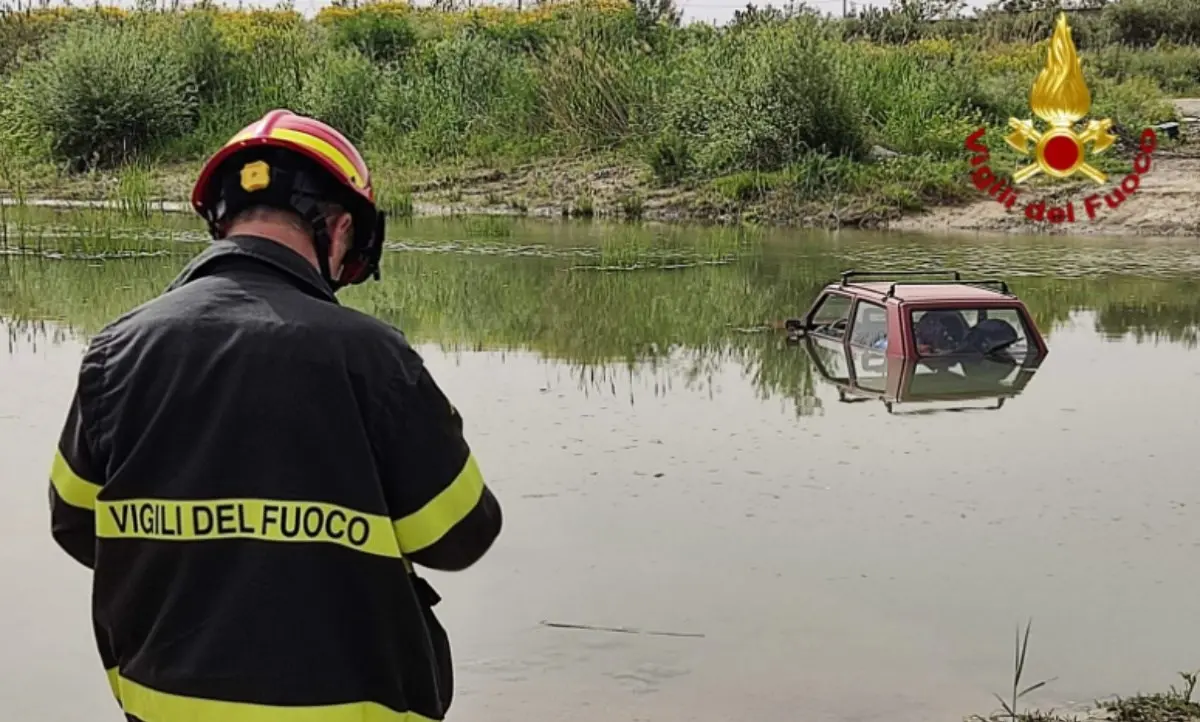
[223,201,355,284]
[190,110,386,291]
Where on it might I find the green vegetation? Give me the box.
[0,0,1196,224]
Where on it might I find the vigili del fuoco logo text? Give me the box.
[963,12,1158,224]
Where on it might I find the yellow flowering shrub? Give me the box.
[207,8,307,53]
[977,40,1047,74]
[0,6,127,74]
[908,36,955,59]
[315,0,626,32]
[316,2,413,25]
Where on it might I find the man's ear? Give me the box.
[330,211,354,259]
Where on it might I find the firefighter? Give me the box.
[46,109,503,722]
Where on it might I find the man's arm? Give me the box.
[371,363,502,571]
[49,385,104,569]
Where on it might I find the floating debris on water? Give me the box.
[539,621,706,639]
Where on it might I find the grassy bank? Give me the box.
[0,0,1196,226]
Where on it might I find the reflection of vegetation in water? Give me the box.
[3,316,75,353]
[348,248,827,412]
[1013,277,1200,348]
[552,343,819,416]
[5,219,1200,414]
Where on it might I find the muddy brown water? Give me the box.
[2,213,1199,722]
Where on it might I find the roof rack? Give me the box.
[835,269,1013,299]
[883,278,1012,297]
[839,269,962,286]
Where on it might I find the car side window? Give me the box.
[810,294,852,338]
[911,307,1031,356]
[849,301,888,350]
[976,309,1030,354]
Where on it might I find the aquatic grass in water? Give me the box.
[585,224,765,270]
[114,165,154,220]
[459,216,517,239]
[0,205,204,258]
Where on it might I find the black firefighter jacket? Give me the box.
[46,234,503,722]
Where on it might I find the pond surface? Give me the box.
[2,211,1199,722]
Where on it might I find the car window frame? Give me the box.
[806,291,855,341]
[847,298,889,351]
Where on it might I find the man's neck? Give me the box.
[225,221,320,271]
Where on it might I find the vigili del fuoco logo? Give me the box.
[964,12,1158,224]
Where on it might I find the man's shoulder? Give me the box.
[328,303,418,360]
[89,281,422,377]
[87,289,174,346]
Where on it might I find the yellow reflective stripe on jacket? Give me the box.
[106,667,120,701]
[95,498,403,560]
[112,673,438,722]
[392,454,485,554]
[50,449,102,510]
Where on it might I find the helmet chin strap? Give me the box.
[291,194,343,292]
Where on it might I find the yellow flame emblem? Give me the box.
[1004,13,1116,184]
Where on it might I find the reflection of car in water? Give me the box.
[803,337,1043,414]
[784,269,1047,414]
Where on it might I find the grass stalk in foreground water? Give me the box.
[991,620,1058,722]
[970,620,1200,722]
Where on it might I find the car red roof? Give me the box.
[843,282,1014,303]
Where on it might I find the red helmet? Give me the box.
[191,110,385,288]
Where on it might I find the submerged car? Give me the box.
[786,269,1047,414]
[784,269,1049,359]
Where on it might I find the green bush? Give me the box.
[537,16,661,149]
[298,46,381,144]
[0,0,1194,197]
[659,19,867,176]
[369,32,543,160]
[476,18,555,54]
[1090,75,1179,128]
[0,7,126,79]
[967,72,1032,123]
[951,9,1112,48]
[646,129,691,184]
[840,43,984,156]
[5,21,197,168]
[325,8,419,65]
[183,19,325,156]
[1088,41,1200,96]
[1104,0,1200,47]
[173,11,235,105]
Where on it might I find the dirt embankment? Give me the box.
[888,99,1200,238]
[886,152,1200,238]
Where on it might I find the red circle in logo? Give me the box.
[1043,135,1081,172]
